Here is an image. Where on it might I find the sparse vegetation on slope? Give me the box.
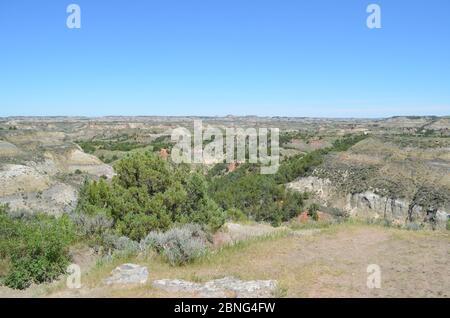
[312,136,450,211]
[274,134,368,184]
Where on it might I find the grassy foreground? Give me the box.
[8,222,447,298]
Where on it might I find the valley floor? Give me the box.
[2,223,449,298]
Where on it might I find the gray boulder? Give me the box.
[104,263,148,285]
[153,276,277,298]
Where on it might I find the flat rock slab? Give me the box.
[104,263,148,285]
[153,276,277,298]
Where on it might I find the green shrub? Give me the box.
[274,150,325,184]
[447,218,450,231]
[207,162,228,178]
[226,208,247,222]
[115,212,168,241]
[77,140,96,154]
[151,135,173,152]
[77,139,147,154]
[210,165,305,225]
[77,152,225,240]
[0,208,75,289]
[331,134,368,151]
[307,203,320,221]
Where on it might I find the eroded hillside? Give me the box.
[1,116,449,221]
[288,135,450,228]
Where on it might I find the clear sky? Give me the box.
[0,0,449,117]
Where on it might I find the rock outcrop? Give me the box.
[0,164,51,196]
[0,142,114,215]
[104,264,149,285]
[288,176,449,227]
[153,277,277,298]
[0,182,77,216]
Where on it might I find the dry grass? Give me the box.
[10,222,445,298]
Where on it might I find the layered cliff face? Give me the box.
[287,176,449,228]
[0,132,114,215]
[285,136,450,229]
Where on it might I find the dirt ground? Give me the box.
[1,223,449,298]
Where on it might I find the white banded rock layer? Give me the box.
[288,176,449,227]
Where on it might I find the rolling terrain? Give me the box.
[0,116,449,298]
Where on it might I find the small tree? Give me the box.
[307,203,320,221]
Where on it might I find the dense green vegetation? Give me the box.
[307,203,320,221]
[208,134,368,224]
[279,131,316,145]
[330,134,368,152]
[76,135,174,164]
[275,134,368,184]
[274,150,325,184]
[150,135,173,152]
[77,139,147,154]
[209,163,306,225]
[78,130,352,233]
[76,152,225,240]
[0,205,75,289]
[77,140,96,153]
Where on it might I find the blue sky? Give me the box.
[0,0,449,117]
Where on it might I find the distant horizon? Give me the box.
[1,104,449,118]
[1,113,449,120]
